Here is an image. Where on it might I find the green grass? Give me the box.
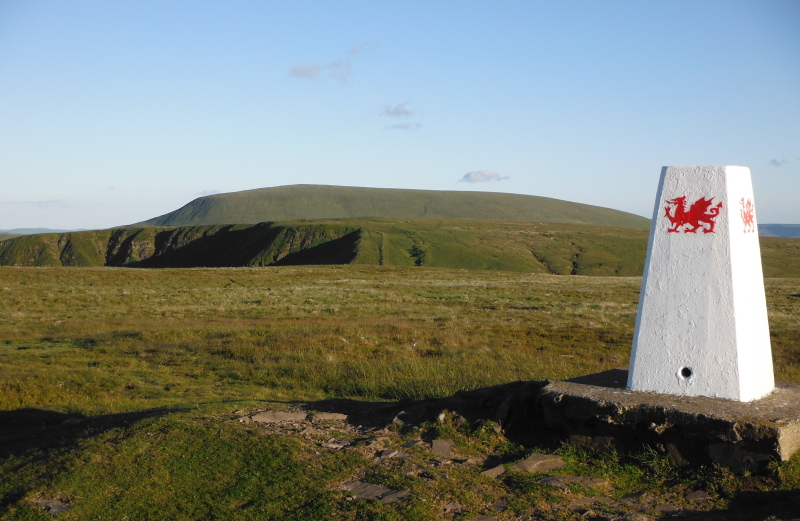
[1,266,799,519]
[140,184,650,228]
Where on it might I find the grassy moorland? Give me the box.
[140,184,650,228]
[1,266,800,520]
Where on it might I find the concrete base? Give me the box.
[540,369,800,473]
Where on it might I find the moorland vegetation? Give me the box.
[2,265,800,519]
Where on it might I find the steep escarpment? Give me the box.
[0,223,360,268]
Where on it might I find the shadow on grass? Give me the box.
[0,407,175,513]
[672,490,800,520]
[298,379,552,447]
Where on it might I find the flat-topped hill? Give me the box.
[139,185,650,228]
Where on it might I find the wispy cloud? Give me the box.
[458,170,509,183]
[770,158,790,167]
[383,101,413,118]
[289,64,323,80]
[290,43,370,82]
[386,122,421,131]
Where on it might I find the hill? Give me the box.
[139,185,650,229]
[1,219,798,277]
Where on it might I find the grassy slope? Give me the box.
[140,184,650,228]
[2,218,798,277]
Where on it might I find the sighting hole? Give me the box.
[680,367,693,378]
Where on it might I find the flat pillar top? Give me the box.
[545,369,800,430]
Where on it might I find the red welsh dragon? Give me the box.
[664,196,723,234]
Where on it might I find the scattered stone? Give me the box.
[442,501,462,513]
[685,490,710,501]
[537,476,611,492]
[403,439,424,448]
[480,465,506,478]
[433,458,452,466]
[30,499,70,515]
[380,489,411,504]
[341,480,393,500]
[238,416,253,424]
[378,449,399,459]
[510,453,567,473]
[392,412,407,426]
[431,438,455,458]
[312,412,348,422]
[569,496,611,506]
[490,499,508,511]
[251,411,307,423]
[322,439,351,450]
[461,456,485,466]
[655,504,680,513]
[468,516,499,521]
[623,514,654,521]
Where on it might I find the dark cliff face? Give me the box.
[0,223,361,268]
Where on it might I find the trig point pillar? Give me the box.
[628,166,774,402]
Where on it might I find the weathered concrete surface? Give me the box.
[540,369,800,472]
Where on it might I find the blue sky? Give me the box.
[1,1,798,229]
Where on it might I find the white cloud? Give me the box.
[289,43,370,82]
[383,101,413,118]
[289,64,323,80]
[458,170,509,183]
[770,158,789,167]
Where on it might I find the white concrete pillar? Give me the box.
[628,166,774,402]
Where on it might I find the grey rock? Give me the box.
[341,480,393,500]
[537,476,611,492]
[468,516,499,521]
[403,439,424,448]
[31,499,70,515]
[431,438,455,458]
[312,412,348,422]
[322,439,351,450]
[480,465,506,478]
[490,499,508,511]
[685,490,710,501]
[569,496,611,506]
[380,489,411,504]
[251,411,307,423]
[238,416,253,424]
[623,514,654,521]
[655,504,680,513]
[442,501,462,513]
[510,453,567,473]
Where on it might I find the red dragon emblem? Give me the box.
[740,197,755,233]
[664,196,723,234]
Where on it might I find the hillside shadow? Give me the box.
[0,407,174,512]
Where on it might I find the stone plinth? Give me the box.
[540,369,800,473]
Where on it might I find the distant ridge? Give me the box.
[759,224,800,239]
[139,185,650,228]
